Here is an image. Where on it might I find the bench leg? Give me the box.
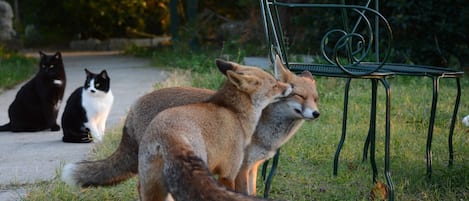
[263,149,281,198]
[333,78,352,176]
[448,78,461,167]
[370,79,378,183]
[363,131,371,162]
[380,78,394,201]
[426,76,440,179]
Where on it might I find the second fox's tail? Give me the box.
[61,126,138,187]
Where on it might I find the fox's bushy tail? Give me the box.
[164,148,278,201]
[62,126,138,187]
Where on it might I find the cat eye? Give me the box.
[49,65,54,68]
[95,83,100,87]
[41,65,46,68]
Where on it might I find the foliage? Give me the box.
[6,0,170,43]
[382,0,469,68]
[0,47,37,90]
[62,0,170,39]
[4,0,468,67]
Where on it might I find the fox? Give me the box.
[234,58,319,195]
[63,58,293,200]
[137,59,292,201]
[61,55,319,199]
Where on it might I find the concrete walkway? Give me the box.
[0,51,168,200]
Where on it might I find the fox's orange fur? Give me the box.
[138,59,291,201]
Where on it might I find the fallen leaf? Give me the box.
[370,181,388,201]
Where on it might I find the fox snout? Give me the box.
[297,108,320,120]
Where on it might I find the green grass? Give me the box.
[261,76,469,201]
[23,48,469,201]
[0,49,37,91]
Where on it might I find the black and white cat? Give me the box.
[0,51,66,132]
[61,69,114,143]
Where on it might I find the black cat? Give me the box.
[0,51,66,132]
[61,69,113,143]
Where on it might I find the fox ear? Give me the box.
[226,70,243,88]
[216,59,235,75]
[301,70,314,80]
[274,54,292,82]
[226,70,257,92]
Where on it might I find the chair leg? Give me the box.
[263,149,281,198]
[426,76,440,179]
[362,131,371,162]
[369,79,378,183]
[448,78,461,167]
[334,78,352,176]
[380,78,394,201]
[261,159,269,181]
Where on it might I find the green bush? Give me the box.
[5,0,467,69]
[382,0,469,68]
[7,0,170,43]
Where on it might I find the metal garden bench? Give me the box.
[259,0,464,200]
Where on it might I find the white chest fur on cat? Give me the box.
[81,84,114,142]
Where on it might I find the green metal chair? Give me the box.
[259,0,463,200]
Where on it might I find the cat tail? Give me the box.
[0,122,11,131]
[61,126,137,187]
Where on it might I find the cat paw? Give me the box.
[51,124,61,131]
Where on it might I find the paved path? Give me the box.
[0,51,168,200]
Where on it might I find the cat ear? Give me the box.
[100,70,109,79]
[84,68,92,76]
[54,52,62,59]
[39,51,45,58]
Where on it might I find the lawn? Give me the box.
[0,49,37,90]
[19,47,469,201]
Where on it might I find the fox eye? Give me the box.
[295,94,306,100]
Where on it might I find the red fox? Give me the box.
[138,59,292,200]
